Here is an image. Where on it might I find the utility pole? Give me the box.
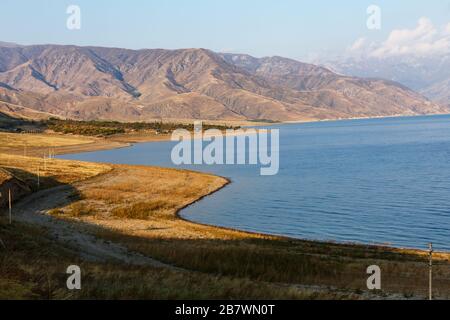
[429,243,433,301]
[8,189,12,225]
[6,135,10,166]
[37,165,40,189]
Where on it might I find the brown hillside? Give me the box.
[0,44,447,122]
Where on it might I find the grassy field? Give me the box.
[0,132,93,148]
[1,219,327,300]
[0,153,109,186]
[0,132,94,154]
[0,133,110,206]
[2,131,450,300]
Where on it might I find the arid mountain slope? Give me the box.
[0,44,446,122]
[220,54,447,117]
[421,77,450,108]
[326,55,450,107]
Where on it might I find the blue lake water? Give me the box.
[60,115,450,251]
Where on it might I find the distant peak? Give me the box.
[0,41,22,48]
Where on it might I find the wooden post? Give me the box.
[6,135,10,166]
[429,243,433,301]
[37,166,40,189]
[8,189,12,225]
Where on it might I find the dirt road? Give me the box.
[13,182,180,270]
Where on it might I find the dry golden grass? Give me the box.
[0,131,179,159]
[1,219,332,300]
[0,153,110,187]
[0,134,110,207]
[111,200,177,219]
[0,132,131,158]
[0,132,94,152]
[62,165,230,226]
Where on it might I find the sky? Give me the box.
[1,0,449,61]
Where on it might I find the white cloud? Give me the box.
[445,23,450,35]
[348,18,450,58]
[349,37,367,51]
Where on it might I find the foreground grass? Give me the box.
[1,219,334,300]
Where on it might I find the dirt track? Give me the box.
[13,178,180,270]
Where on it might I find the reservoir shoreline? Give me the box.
[55,114,450,254]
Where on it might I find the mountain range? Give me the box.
[326,55,450,108]
[0,42,447,122]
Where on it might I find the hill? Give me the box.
[0,43,446,122]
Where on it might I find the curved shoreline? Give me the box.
[48,114,450,255]
[174,177,446,255]
[48,113,450,157]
